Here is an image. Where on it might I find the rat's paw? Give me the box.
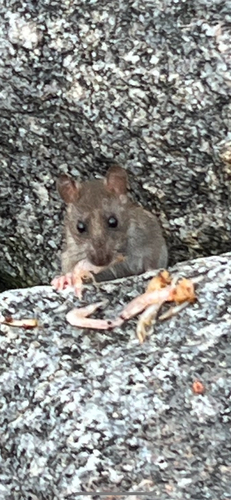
[51,271,88,299]
[51,267,97,299]
[51,273,73,291]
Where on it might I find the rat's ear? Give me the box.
[56,175,81,204]
[104,165,128,195]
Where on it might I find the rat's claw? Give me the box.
[51,273,73,291]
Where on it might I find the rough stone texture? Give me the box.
[0,0,231,291]
[0,252,231,499]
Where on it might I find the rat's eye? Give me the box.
[108,216,118,228]
[77,221,87,233]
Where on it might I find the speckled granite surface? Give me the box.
[0,0,231,291]
[0,253,231,499]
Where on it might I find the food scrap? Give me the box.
[146,269,172,292]
[66,300,123,330]
[137,273,196,343]
[0,316,38,329]
[192,380,205,394]
[66,270,197,342]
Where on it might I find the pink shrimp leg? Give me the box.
[120,285,174,321]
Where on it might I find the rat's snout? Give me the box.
[88,244,113,267]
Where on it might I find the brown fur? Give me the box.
[57,166,168,280]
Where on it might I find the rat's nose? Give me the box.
[89,246,112,267]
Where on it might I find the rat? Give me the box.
[52,165,168,295]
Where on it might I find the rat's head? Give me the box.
[57,165,131,267]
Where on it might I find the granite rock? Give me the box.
[0,0,231,290]
[0,253,231,499]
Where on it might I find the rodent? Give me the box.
[56,165,168,282]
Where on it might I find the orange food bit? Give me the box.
[146,270,172,292]
[192,380,205,394]
[171,278,196,304]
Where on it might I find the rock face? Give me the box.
[0,0,231,291]
[0,253,231,498]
